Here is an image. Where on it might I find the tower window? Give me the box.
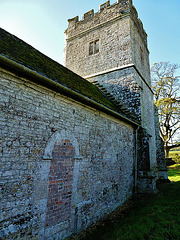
[89,40,99,55]
[94,40,99,54]
[89,42,94,55]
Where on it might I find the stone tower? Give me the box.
[64,0,158,176]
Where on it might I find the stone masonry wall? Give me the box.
[64,0,157,170]
[130,17,151,85]
[87,66,157,170]
[65,0,132,39]
[133,69,157,169]
[65,16,132,77]
[0,68,135,239]
[88,67,141,119]
[64,1,148,80]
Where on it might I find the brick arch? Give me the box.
[43,129,79,160]
[46,139,75,227]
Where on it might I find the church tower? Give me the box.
[64,0,158,175]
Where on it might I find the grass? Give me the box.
[168,164,180,182]
[169,151,180,157]
[72,165,180,240]
[169,151,180,164]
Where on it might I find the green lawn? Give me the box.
[169,151,180,164]
[169,151,180,156]
[71,165,180,240]
[168,164,180,182]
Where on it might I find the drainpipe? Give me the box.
[134,126,140,194]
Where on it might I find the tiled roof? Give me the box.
[0,27,139,125]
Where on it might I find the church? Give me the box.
[0,0,167,239]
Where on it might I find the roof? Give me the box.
[0,27,139,126]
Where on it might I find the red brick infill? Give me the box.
[46,139,75,227]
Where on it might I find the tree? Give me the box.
[151,62,180,157]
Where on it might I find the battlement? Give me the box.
[67,0,130,31]
[65,0,147,45]
[99,1,111,11]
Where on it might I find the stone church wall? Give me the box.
[130,7,150,85]
[87,67,157,169]
[65,16,132,77]
[87,67,141,119]
[64,0,157,170]
[0,68,135,239]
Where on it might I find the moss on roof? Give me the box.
[0,27,122,112]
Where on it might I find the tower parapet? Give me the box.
[65,0,147,47]
[64,0,159,189]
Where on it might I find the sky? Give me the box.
[0,0,180,76]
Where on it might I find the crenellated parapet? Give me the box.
[99,1,111,11]
[65,0,147,46]
[66,0,131,36]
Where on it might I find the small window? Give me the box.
[94,40,99,54]
[89,40,99,55]
[89,42,94,55]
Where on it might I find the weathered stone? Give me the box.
[0,69,135,239]
[64,0,158,171]
[0,0,167,239]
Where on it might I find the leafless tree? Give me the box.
[151,62,180,157]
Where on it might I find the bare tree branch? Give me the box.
[151,62,180,157]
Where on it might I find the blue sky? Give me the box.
[0,0,180,75]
